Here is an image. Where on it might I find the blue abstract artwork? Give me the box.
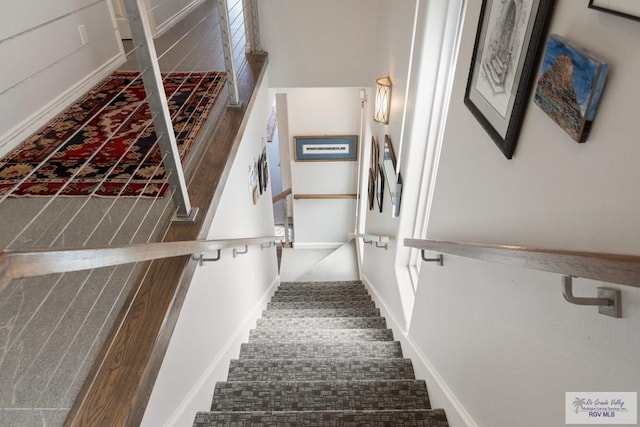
[534,34,609,142]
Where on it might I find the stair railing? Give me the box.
[0,236,278,293]
[404,238,640,318]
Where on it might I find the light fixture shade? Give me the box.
[373,76,392,124]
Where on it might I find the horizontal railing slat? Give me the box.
[404,238,640,288]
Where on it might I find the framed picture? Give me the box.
[261,147,269,192]
[464,0,555,159]
[392,172,403,218]
[376,166,385,213]
[370,136,379,177]
[588,0,640,22]
[383,134,396,169]
[257,153,264,195]
[294,135,358,161]
[534,34,609,143]
[367,168,375,211]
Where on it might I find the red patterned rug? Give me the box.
[0,70,227,197]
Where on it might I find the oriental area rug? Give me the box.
[0,70,227,197]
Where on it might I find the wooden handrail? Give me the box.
[0,237,278,293]
[294,193,357,200]
[272,188,291,203]
[404,238,640,288]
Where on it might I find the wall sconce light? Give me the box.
[373,76,392,124]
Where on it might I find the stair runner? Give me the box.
[193,281,449,426]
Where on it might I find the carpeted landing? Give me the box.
[193,281,449,426]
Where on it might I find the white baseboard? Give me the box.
[292,242,344,250]
[153,0,205,39]
[161,275,280,427]
[0,52,126,158]
[361,273,477,427]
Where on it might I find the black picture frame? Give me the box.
[376,167,384,213]
[464,0,555,159]
[588,0,640,22]
[367,168,375,211]
[370,136,379,177]
[394,172,403,218]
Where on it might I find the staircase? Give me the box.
[193,280,449,426]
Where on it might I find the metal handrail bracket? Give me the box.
[233,245,249,257]
[195,250,221,265]
[355,233,389,249]
[562,276,621,318]
[421,251,443,266]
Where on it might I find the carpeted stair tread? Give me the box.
[270,293,372,302]
[274,284,368,293]
[194,409,449,426]
[210,380,430,411]
[267,300,376,310]
[256,316,387,329]
[248,328,394,342]
[227,358,416,381]
[262,308,381,318]
[194,409,448,426]
[273,286,369,296]
[193,280,449,427]
[278,280,364,287]
[239,341,403,359]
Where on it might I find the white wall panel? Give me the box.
[0,1,116,94]
[0,0,123,155]
[0,0,100,41]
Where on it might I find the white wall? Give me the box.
[355,0,640,426]
[0,0,124,156]
[361,0,422,334]
[259,0,381,88]
[275,87,362,247]
[401,1,640,426]
[428,1,640,254]
[257,1,640,425]
[142,73,279,427]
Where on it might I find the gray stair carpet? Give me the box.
[194,280,448,426]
